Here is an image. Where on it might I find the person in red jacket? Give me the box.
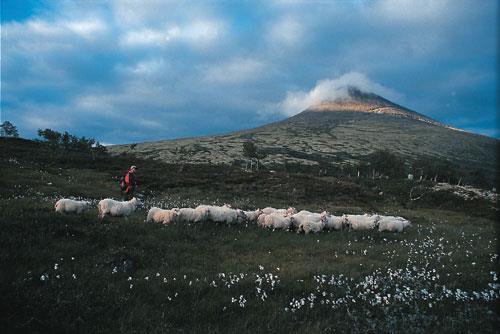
[121,165,138,200]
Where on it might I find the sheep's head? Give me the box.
[319,211,329,222]
[236,209,247,223]
[257,214,267,226]
[341,215,351,230]
[296,223,304,234]
[372,215,382,227]
[163,211,178,225]
[402,219,411,229]
[205,207,211,215]
[287,207,297,215]
[131,197,142,207]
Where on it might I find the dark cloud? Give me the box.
[1,0,497,143]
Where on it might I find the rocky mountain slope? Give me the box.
[108,88,497,177]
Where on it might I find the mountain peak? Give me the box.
[308,86,402,111]
[305,86,443,126]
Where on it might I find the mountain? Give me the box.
[306,87,445,126]
[108,87,498,179]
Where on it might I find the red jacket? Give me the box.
[124,170,137,193]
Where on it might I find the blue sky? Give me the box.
[1,0,497,144]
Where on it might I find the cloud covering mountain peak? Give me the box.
[277,72,403,116]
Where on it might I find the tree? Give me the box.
[61,131,71,151]
[242,140,267,172]
[412,157,458,183]
[38,128,61,147]
[94,141,107,155]
[366,150,405,178]
[243,141,257,171]
[255,150,267,171]
[36,128,106,159]
[91,141,107,160]
[469,169,489,189]
[1,121,19,137]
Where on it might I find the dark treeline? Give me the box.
[259,148,492,190]
[36,128,107,158]
[357,150,491,189]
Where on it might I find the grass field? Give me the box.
[1,138,498,333]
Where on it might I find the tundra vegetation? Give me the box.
[0,136,498,333]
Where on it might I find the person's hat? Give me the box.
[130,165,137,170]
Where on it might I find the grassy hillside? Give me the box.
[1,138,498,333]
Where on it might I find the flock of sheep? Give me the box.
[55,197,411,233]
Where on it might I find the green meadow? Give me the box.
[1,138,498,333]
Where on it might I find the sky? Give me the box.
[1,0,498,144]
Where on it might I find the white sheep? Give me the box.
[146,207,178,225]
[290,211,322,229]
[98,197,141,220]
[321,213,347,231]
[262,213,292,230]
[177,207,210,224]
[257,213,268,227]
[262,207,278,215]
[262,207,296,216]
[296,210,314,215]
[243,209,263,223]
[55,198,90,214]
[205,205,246,225]
[283,207,298,215]
[345,214,380,231]
[297,217,325,234]
[378,216,411,232]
